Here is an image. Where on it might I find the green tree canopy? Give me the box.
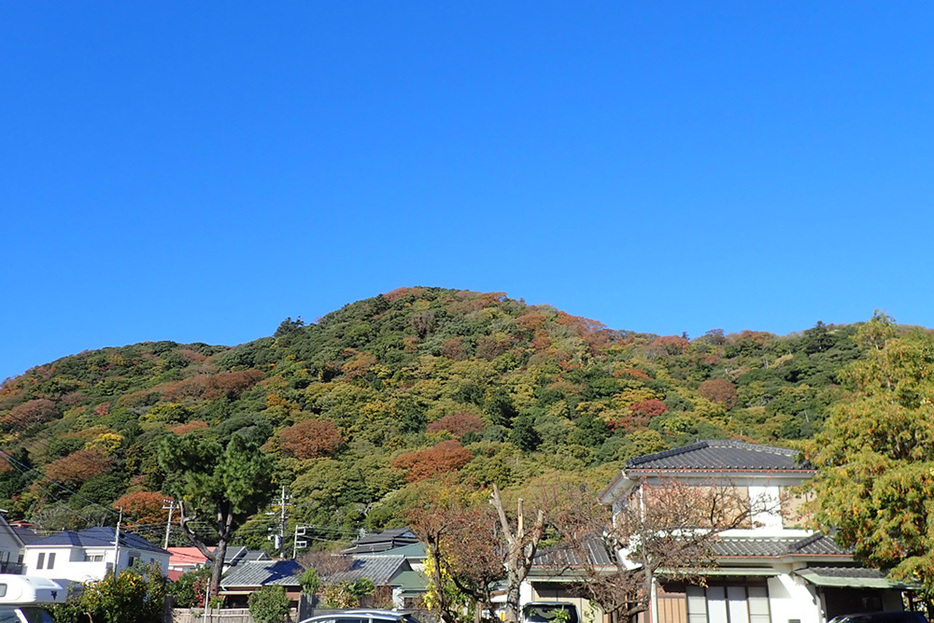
[808,313,934,601]
[158,432,273,595]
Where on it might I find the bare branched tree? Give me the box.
[491,484,546,623]
[554,477,763,622]
[407,482,546,623]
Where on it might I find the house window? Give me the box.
[47,553,55,569]
[687,585,770,623]
[36,553,45,570]
[84,554,104,562]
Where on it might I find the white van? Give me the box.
[0,575,65,623]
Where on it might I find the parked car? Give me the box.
[828,612,927,623]
[0,606,55,623]
[299,609,422,623]
[521,602,580,623]
[0,575,63,623]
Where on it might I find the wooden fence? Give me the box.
[172,608,285,623]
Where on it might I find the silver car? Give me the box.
[299,609,422,623]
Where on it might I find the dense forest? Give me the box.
[0,287,876,551]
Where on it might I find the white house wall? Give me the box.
[767,573,821,623]
[747,485,783,532]
[24,545,170,585]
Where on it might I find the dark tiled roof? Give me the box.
[360,543,425,559]
[625,440,809,472]
[786,533,849,555]
[12,526,40,545]
[343,528,419,554]
[533,538,616,569]
[354,528,417,545]
[796,566,917,590]
[31,527,166,554]
[324,555,409,586]
[713,534,849,558]
[220,560,304,589]
[802,566,887,579]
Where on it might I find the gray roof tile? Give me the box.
[625,440,808,472]
[324,556,409,586]
[533,538,616,568]
[713,534,849,558]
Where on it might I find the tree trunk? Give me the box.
[178,500,233,598]
[491,486,545,623]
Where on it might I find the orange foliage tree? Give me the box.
[112,491,171,527]
[279,420,343,460]
[2,399,60,430]
[392,441,473,482]
[46,449,112,486]
[654,335,689,355]
[698,378,738,407]
[426,413,485,439]
[630,399,668,418]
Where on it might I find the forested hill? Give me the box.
[0,287,868,544]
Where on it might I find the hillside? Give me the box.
[0,287,866,547]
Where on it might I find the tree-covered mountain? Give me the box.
[0,287,870,548]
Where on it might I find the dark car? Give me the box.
[828,612,927,623]
[0,606,55,623]
[521,603,580,623]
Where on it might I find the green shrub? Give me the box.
[248,585,290,623]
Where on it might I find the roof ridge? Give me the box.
[786,532,826,553]
[626,441,709,467]
[705,439,798,457]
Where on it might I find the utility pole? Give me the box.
[163,499,175,550]
[280,486,287,558]
[293,525,308,559]
[113,507,123,572]
[267,487,291,556]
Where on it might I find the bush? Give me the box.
[167,567,210,608]
[52,563,166,623]
[248,585,291,623]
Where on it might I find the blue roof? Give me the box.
[220,560,304,589]
[31,527,166,554]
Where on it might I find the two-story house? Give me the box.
[526,440,910,623]
[24,526,170,585]
[0,516,26,574]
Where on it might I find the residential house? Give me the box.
[341,528,420,555]
[0,516,26,574]
[528,440,909,623]
[167,545,270,580]
[219,559,304,609]
[24,527,170,585]
[359,542,428,606]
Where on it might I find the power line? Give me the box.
[0,450,122,519]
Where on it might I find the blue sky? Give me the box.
[2,2,932,381]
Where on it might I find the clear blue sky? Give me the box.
[2,2,932,381]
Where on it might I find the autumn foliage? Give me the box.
[158,369,264,402]
[392,440,473,482]
[113,491,171,527]
[46,449,112,486]
[2,398,59,430]
[630,399,668,418]
[170,421,209,436]
[654,335,689,355]
[279,420,343,459]
[426,413,486,439]
[698,378,738,407]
